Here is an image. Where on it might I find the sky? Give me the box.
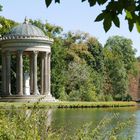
[0,0,140,56]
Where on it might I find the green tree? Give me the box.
[86,37,104,73]
[51,38,68,99]
[0,16,18,36]
[29,19,63,38]
[105,35,137,74]
[65,62,97,101]
[62,32,106,100]
[104,35,137,100]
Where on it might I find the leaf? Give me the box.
[0,5,2,11]
[126,11,133,19]
[103,17,112,32]
[128,20,134,32]
[88,0,96,6]
[97,0,107,5]
[95,13,105,22]
[45,0,53,7]
[55,0,60,3]
[136,20,140,33]
[112,16,120,27]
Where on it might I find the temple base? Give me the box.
[0,95,57,102]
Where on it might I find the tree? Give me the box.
[65,62,97,101]
[105,35,137,74]
[104,35,137,100]
[45,0,140,32]
[86,37,104,73]
[51,38,68,99]
[29,19,63,38]
[0,16,18,36]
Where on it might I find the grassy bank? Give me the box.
[0,101,137,109]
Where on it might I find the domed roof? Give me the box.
[1,19,53,44]
[7,23,46,37]
[1,18,52,41]
[5,18,45,37]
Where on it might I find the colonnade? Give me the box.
[1,50,51,96]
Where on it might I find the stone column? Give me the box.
[32,51,38,95]
[6,51,11,95]
[41,53,44,95]
[30,53,33,95]
[44,52,48,95]
[44,52,51,96]
[47,53,51,96]
[16,50,23,95]
[1,51,6,96]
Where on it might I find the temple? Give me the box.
[0,18,56,102]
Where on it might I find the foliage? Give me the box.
[65,62,97,101]
[86,37,104,73]
[51,38,67,99]
[62,31,105,100]
[45,0,140,32]
[29,19,63,38]
[104,36,137,100]
[0,16,18,36]
[72,113,134,140]
[0,104,135,139]
[0,105,61,140]
[105,36,137,73]
[0,101,136,109]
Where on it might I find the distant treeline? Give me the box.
[0,16,139,101]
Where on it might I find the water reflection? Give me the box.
[24,108,53,127]
[51,107,139,139]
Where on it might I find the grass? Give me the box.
[0,101,137,109]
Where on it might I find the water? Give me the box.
[50,106,140,139]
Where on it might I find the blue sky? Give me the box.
[1,0,140,56]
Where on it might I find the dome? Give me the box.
[6,23,46,37]
[1,19,53,43]
[2,18,50,41]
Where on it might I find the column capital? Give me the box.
[17,50,23,54]
[43,52,51,58]
[33,51,39,55]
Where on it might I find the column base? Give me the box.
[17,92,23,96]
[0,95,57,102]
[41,94,57,102]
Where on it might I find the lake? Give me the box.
[49,106,140,139]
